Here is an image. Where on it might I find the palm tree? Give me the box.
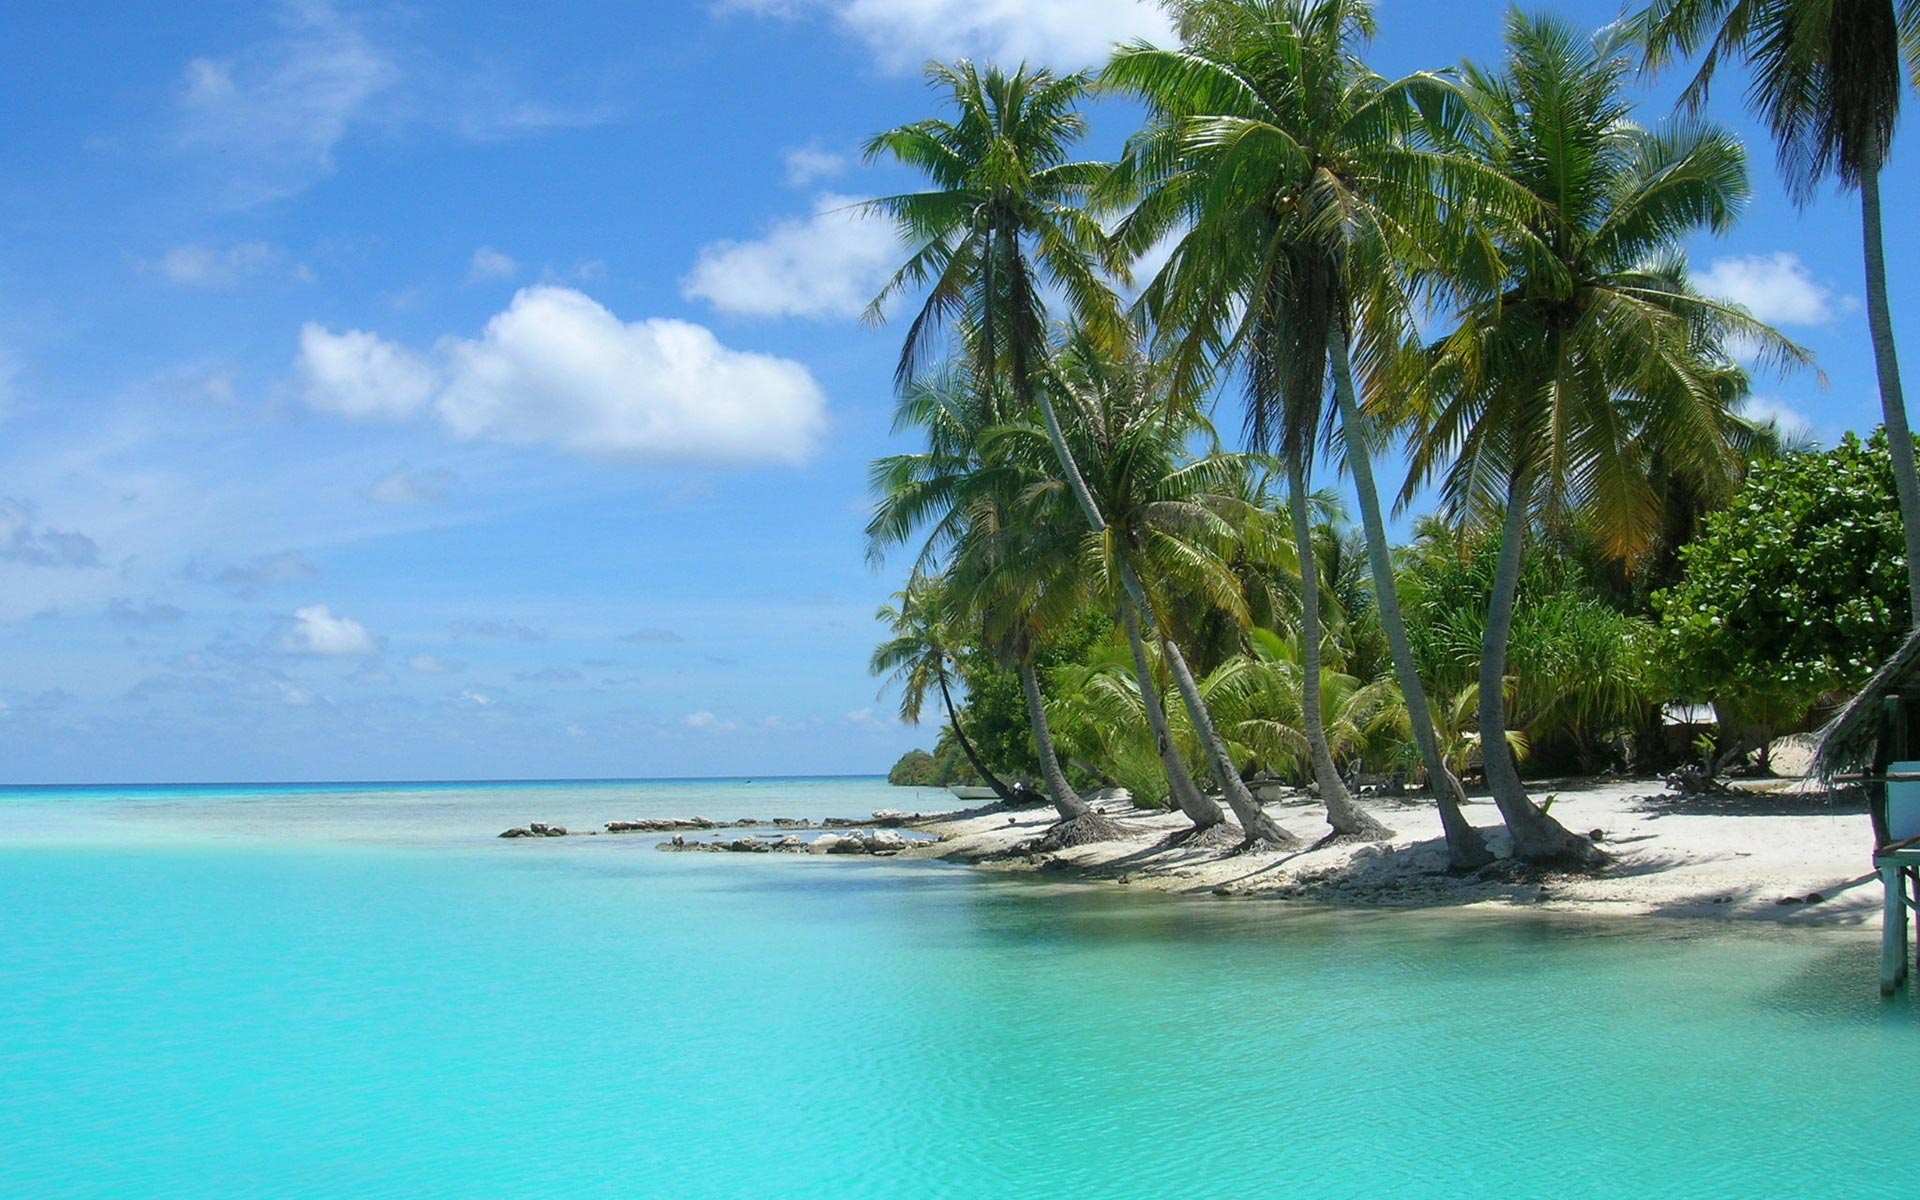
[1105,0,1495,848]
[867,60,1295,847]
[1030,338,1262,835]
[1409,13,1806,863]
[943,468,1123,841]
[871,578,1020,803]
[1637,0,1920,624]
[866,365,1122,839]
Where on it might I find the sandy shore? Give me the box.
[903,777,1886,928]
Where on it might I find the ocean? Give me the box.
[1,777,1913,1198]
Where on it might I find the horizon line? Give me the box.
[0,773,892,791]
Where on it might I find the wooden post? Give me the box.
[1884,859,1909,996]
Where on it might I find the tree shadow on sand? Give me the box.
[1629,785,1869,819]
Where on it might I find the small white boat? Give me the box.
[946,785,999,801]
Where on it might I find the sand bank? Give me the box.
[903,778,1885,927]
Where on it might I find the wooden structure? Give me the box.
[1814,628,1920,996]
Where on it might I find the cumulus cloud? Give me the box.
[281,603,378,656]
[450,688,496,709]
[407,653,463,674]
[685,710,737,732]
[682,193,900,320]
[297,324,438,420]
[0,499,101,568]
[466,246,518,283]
[719,0,1171,70]
[367,465,454,505]
[296,286,828,465]
[783,144,847,187]
[1697,252,1851,326]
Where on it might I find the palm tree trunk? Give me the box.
[1328,336,1486,865]
[1862,167,1920,626]
[1117,596,1227,829]
[936,669,1018,804]
[1153,626,1301,847]
[1018,661,1091,821]
[1283,447,1391,842]
[1026,385,1294,847]
[1019,659,1125,847]
[1479,475,1604,865]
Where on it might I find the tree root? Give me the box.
[1232,832,1303,855]
[1033,812,1127,850]
[1165,822,1242,851]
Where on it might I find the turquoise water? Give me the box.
[2,778,1915,1198]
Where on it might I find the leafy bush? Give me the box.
[1656,431,1911,729]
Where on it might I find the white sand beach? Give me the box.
[910,779,1887,927]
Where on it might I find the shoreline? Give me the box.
[893,777,1886,931]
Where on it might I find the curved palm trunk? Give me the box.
[1328,337,1485,865]
[935,669,1018,804]
[1118,597,1227,829]
[1153,628,1301,847]
[1283,448,1391,842]
[1479,478,1604,865]
[1017,661,1092,821]
[1862,168,1920,626]
[1027,382,1296,846]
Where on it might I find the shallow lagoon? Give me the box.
[2,778,1914,1198]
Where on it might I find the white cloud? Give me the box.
[451,688,496,709]
[297,286,828,466]
[173,2,614,206]
[466,246,518,283]
[783,144,847,187]
[407,653,463,675]
[281,603,378,656]
[1697,252,1851,326]
[176,1,400,205]
[719,0,1171,70]
[685,710,737,732]
[297,324,438,420]
[682,193,899,320]
[153,241,285,287]
[367,465,454,505]
[1739,396,1816,440]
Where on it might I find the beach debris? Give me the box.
[1663,764,1735,796]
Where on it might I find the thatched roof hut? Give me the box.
[1814,626,1920,783]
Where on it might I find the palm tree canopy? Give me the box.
[863,60,1125,403]
[1102,0,1505,460]
[1408,12,1811,560]
[1636,0,1920,199]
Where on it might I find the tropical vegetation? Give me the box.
[861,0,1898,869]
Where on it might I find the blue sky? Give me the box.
[0,0,1907,784]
